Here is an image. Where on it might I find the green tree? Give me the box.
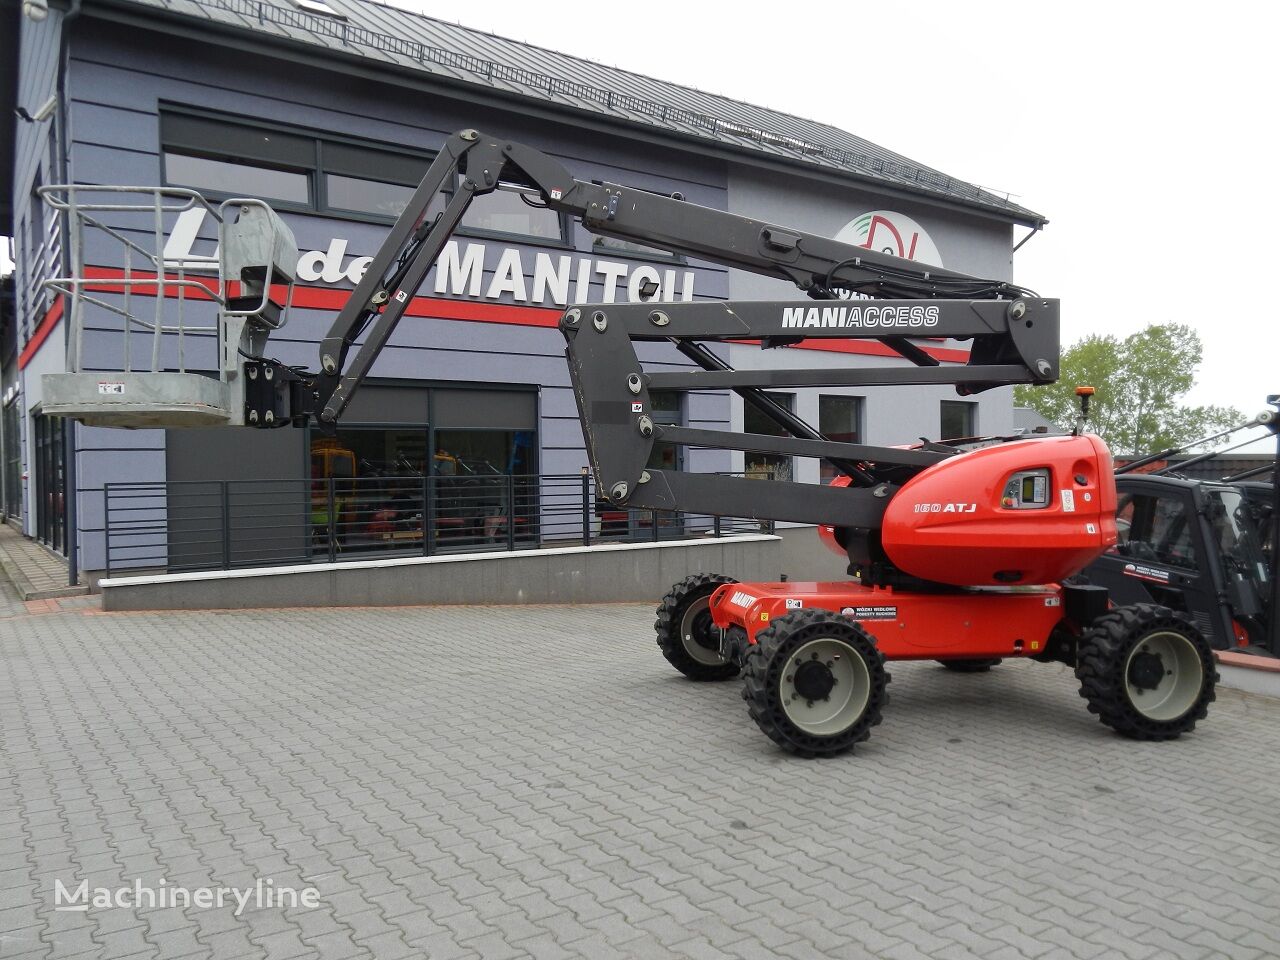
[1014,324,1242,456]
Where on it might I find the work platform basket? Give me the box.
[39,185,298,428]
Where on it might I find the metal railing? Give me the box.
[101,473,770,576]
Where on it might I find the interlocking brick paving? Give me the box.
[2,600,1278,959]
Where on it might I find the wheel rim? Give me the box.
[778,637,871,736]
[1124,629,1204,721]
[680,596,726,666]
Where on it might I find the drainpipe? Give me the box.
[56,0,82,587]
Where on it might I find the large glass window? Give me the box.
[744,393,794,482]
[593,235,682,261]
[161,110,567,242]
[165,153,311,205]
[325,174,414,219]
[162,111,426,223]
[460,188,564,241]
[940,400,977,441]
[308,425,537,552]
[819,395,862,483]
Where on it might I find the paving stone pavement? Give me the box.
[2,597,1280,960]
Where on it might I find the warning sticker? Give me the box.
[1123,562,1171,584]
[785,598,803,610]
[1060,489,1076,513]
[840,605,897,621]
[97,382,125,395]
[631,402,643,413]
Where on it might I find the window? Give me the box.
[646,391,684,472]
[1109,492,1198,570]
[744,393,794,482]
[322,142,425,219]
[593,235,683,261]
[460,188,565,243]
[161,111,424,222]
[940,400,977,441]
[165,153,311,205]
[819,395,862,483]
[3,398,20,520]
[292,0,345,16]
[161,110,567,243]
[325,175,414,219]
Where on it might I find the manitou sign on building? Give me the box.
[2,0,1045,577]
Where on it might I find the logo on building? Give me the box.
[162,209,697,307]
[834,211,943,267]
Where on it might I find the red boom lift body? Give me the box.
[713,433,1118,657]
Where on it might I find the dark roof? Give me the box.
[109,0,1045,225]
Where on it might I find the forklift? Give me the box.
[48,130,1227,757]
[1082,406,1278,655]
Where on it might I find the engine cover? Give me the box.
[879,434,1116,587]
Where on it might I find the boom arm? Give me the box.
[248,129,1060,531]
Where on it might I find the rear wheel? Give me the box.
[938,658,1002,672]
[1076,603,1216,740]
[743,610,889,757]
[654,573,739,681]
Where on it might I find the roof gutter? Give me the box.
[1012,222,1044,253]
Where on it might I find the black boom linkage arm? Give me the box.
[266,130,1059,531]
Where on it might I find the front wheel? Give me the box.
[1075,603,1217,740]
[742,610,889,757]
[654,573,740,681]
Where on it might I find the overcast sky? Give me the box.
[4,1,1275,444]
[388,0,1278,444]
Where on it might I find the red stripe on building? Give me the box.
[17,296,65,370]
[67,266,971,361]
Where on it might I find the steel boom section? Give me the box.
[284,130,1061,531]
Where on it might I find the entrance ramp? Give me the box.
[38,186,298,428]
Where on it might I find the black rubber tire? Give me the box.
[654,573,740,681]
[938,658,1003,673]
[1075,603,1217,740]
[742,609,889,757]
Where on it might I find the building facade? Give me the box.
[2,0,1045,576]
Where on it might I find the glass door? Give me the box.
[34,414,67,553]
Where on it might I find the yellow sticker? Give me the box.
[1030,641,1040,650]
[760,613,770,622]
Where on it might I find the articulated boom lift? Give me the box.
[52,129,1221,756]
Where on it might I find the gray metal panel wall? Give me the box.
[61,20,735,570]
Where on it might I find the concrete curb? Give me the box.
[1214,650,1280,699]
[100,534,783,611]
